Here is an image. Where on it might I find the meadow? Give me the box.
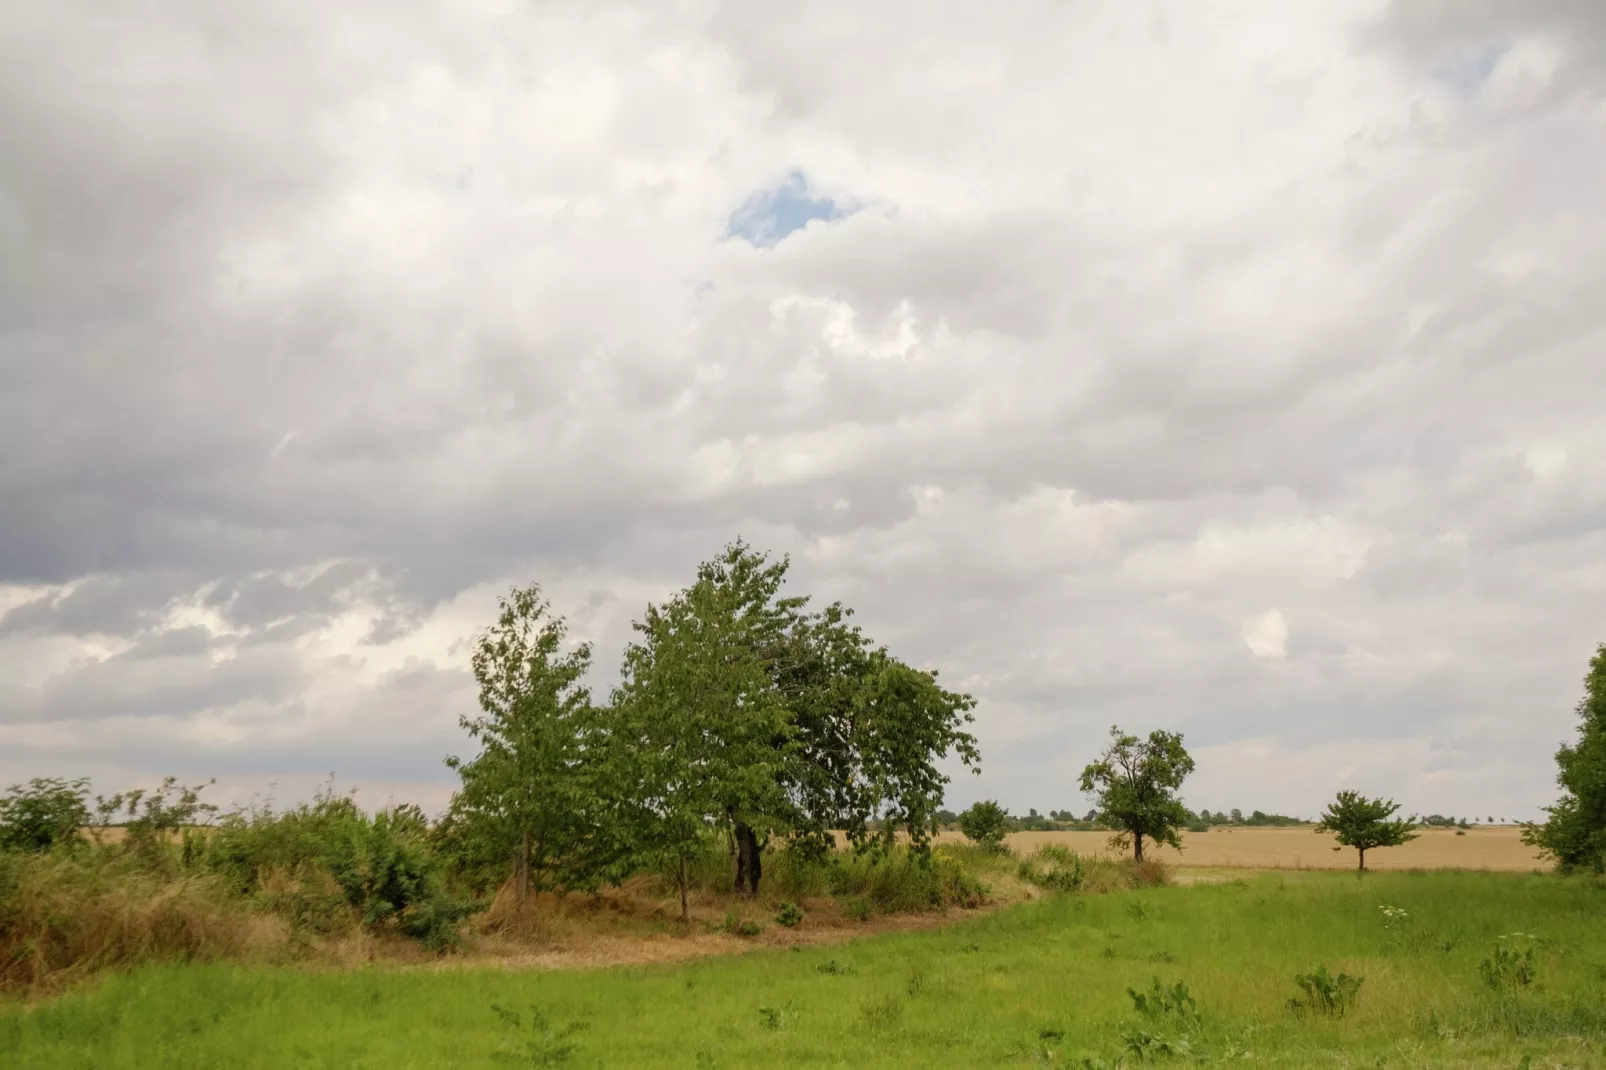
[4,869,1604,1069]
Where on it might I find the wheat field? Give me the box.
[932,825,1545,871]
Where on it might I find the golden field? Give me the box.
[933,825,1545,871]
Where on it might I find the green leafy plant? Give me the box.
[1288,965,1364,1017]
[845,896,871,921]
[1127,977,1199,1023]
[775,900,804,928]
[756,1004,796,1030]
[489,1004,585,1066]
[1480,942,1537,991]
[0,778,90,853]
[815,958,852,975]
[1017,843,1084,892]
[958,800,1010,851]
[1120,1029,1193,1060]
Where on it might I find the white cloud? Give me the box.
[1242,610,1291,661]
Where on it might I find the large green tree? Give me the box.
[603,540,981,909]
[1315,790,1416,871]
[1525,643,1606,874]
[1079,726,1195,862]
[443,587,618,903]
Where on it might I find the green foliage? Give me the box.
[207,787,469,950]
[1017,843,1085,892]
[775,900,804,928]
[93,777,218,864]
[490,1003,585,1066]
[603,539,981,911]
[0,778,90,853]
[958,799,1009,850]
[444,586,623,901]
[1126,977,1199,1023]
[1316,791,1417,870]
[1288,965,1363,1017]
[1480,941,1537,991]
[1079,726,1196,862]
[1525,643,1606,874]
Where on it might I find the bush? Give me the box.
[1018,843,1085,892]
[1479,941,1537,991]
[958,801,1010,851]
[775,900,805,928]
[0,778,91,853]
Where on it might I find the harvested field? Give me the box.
[931,825,1545,871]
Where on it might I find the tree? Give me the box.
[0,777,90,852]
[444,586,617,905]
[958,800,1009,851]
[1525,644,1606,873]
[604,540,980,908]
[1079,726,1196,862]
[1316,790,1416,871]
[1230,808,1244,824]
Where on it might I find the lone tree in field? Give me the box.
[1525,643,1606,873]
[958,800,1010,851]
[1316,790,1416,872]
[1079,726,1196,862]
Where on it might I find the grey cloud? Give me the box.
[1,1,1603,820]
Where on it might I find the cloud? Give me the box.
[1243,610,1290,661]
[1,0,1603,820]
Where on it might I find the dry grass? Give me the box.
[933,825,1545,871]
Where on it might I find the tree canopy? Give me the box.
[1078,726,1195,862]
[446,539,982,919]
[1525,643,1606,874]
[1316,790,1416,871]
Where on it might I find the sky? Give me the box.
[2,0,1604,822]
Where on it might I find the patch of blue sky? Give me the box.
[726,170,849,248]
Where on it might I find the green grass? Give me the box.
[5,871,1606,1068]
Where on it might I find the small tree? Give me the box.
[1316,790,1416,871]
[0,777,91,852]
[444,586,619,905]
[1079,726,1196,862]
[958,800,1009,851]
[1525,643,1606,874]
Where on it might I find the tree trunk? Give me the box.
[1358,847,1366,873]
[518,827,531,904]
[734,821,762,897]
[1133,832,1144,863]
[677,855,689,923]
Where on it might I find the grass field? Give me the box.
[937,826,1548,872]
[5,870,1603,1068]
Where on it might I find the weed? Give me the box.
[815,958,851,975]
[1127,977,1199,1023]
[1126,899,1150,921]
[845,897,871,922]
[489,1004,585,1066]
[775,900,804,928]
[1121,1028,1193,1060]
[1480,943,1537,991]
[1288,965,1363,1018]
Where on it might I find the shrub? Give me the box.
[845,897,871,922]
[958,801,1010,851]
[1288,965,1363,1017]
[775,900,805,928]
[1018,844,1085,893]
[0,778,91,853]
